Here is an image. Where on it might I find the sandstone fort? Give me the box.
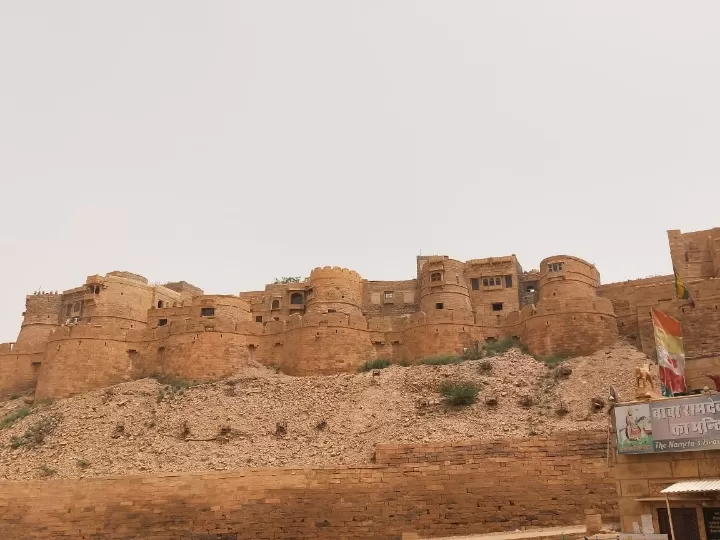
[1,227,719,400]
[2,226,720,539]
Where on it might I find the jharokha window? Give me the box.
[430,272,442,282]
[548,262,564,272]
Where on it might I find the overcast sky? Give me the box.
[1,1,718,342]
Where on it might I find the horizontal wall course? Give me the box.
[0,430,614,539]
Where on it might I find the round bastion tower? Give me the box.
[418,257,472,313]
[539,255,600,300]
[305,267,364,317]
[14,293,63,353]
[88,271,162,330]
[520,255,618,357]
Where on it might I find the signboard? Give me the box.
[615,394,720,454]
[704,508,720,540]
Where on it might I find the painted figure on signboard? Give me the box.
[626,407,645,440]
[615,403,654,453]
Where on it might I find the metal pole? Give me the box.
[665,493,677,540]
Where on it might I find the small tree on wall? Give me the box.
[273,276,303,284]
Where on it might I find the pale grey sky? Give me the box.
[1,1,718,342]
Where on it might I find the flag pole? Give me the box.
[665,493,676,540]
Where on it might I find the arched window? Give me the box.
[157,300,164,308]
[482,278,489,287]
[430,272,442,282]
[271,299,280,310]
[290,293,304,305]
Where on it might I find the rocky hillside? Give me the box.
[0,340,654,480]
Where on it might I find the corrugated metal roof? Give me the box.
[661,479,720,493]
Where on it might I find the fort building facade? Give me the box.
[1,227,719,399]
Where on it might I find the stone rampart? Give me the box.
[0,431,615,540]
[0,352,41,397]
[34,325,139,399]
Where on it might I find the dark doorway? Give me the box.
[658,507,701,540]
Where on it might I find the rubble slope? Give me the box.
[0,341,654,480]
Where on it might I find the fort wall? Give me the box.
[14,293,62,353]
[517,256,618,357]
[6,227,720,398]
[362,279,418,317]
[466,256,522,317]
[162,280,204,302]
[0,431,615,540]
[155,327,255,382]
[34,325,138,400]
[84,274,180,329]
[538,255,599,300]
[0,351,41,397]
[259,313,375,374]
[668,228,720,279]
[418,257,473,313]
[521,298,619,357]
[306,266,363,317]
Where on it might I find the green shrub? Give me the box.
[38,464,57,477]
[9,394,20,400]
[419,355,463,366]
[438,381,480,406]
[483,337,528,357]
[33,398,54,407]
[397,360,411,367]
[358,359,392,372]
[153,375,197,401]
[540,352,573,366]
[76,458,91,469]
[0,406,30,429]
[460,347,483,361]
[9,413,61,449]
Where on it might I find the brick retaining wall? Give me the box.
[0,431,615,539]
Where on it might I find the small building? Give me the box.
[613,392,720,540]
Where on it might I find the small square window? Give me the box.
[471,278,479,290]
[492,302,503,311]
[158,318,168,326]
[200,307,215,317]
[527,284,536,293]
[255,316,263,323]
[430,272,442,282]
[548,262,564,272]
[384,291,393,299]
[327,309,336,313]
[436,302,444,309]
